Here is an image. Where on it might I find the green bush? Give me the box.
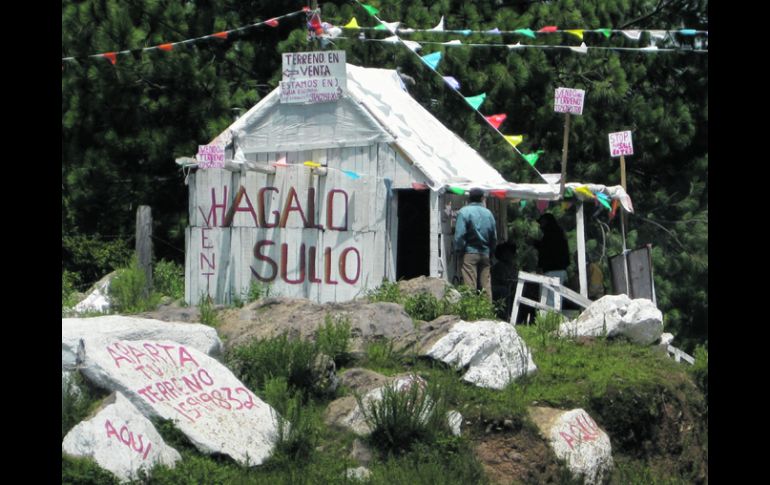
[154,259,184,300]
[360,377,452,454]
[62,234,132,292]
[367,280,404,304]
[62,372,107,440]
[272,393,322,462]
[315,314,352,366]
[690,344,708,403]
[446,285,497,321]
[404,292,443,322]
[247,279,270,302]
[365,339,401,371]
[62,270,80,310]
[61,455,119,485]
[108,256,160,313]
[198,295,219,327]
[534,311,564,346]
[226,334,320,400]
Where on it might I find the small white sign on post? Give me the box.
[554,88,586,115]
[280,50,347,104]
[608,131,634,157]
[196,145,225,169]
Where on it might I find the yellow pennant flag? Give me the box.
[565,29,584,40]
[344,17,360,29]
[504,135,523,147]
[304,161,321,168]
[574,186,595,199]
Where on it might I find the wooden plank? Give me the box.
[135,206,153,297]
[543,283,592,308]
[518,296,556,313]
[576,201,588,297]
[510,280,525,325]
[667,345,695,365]
[517,271,561,286]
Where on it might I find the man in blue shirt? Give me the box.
[453,188,497,301]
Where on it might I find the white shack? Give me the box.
[181,62,633,304]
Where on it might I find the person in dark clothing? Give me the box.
[454,188,497,301]
[534,213,570,306]
[491,241,517,319]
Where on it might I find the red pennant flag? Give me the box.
[102,52,117,65]
[536,200,549,214]
[609,199,619,221]
[158,43,174,51]
[266,18,279,27]
[412,182,429,190]
[538,26,559,33]
[302,6,311,12]
[489,189,507,200]
[485,114,507,130]
[210,31,228,39]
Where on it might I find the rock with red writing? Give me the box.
[62,315,223,370]
[62,392,181,482]
[420,320,537,390]
[529,407,613,485]
[76,337,280,466]
[558,295,663,345]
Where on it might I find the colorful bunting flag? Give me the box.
[486,28,501,34]
[465,93,487,110]
[459,29,472,36]
[272,156,288,167]
[649,30,667,40]
[520,200,528,208]
[597,28,612,38]
[158,43,174,51]
[430,16,445,31]
[303,161,321,168]
[622,30,642,40]
[362,4,380,16]
[103,52,117,65]
[443,39,462,45]
[574,186,595,199]
[504,135,523,147]
[210,31,228,39]
[609,199,620,220]
[266,18,279,27]
[421,51,442,70]
[514,28,536,39]
[507,43,524,49]
[565,29,584,40]
[522,150,544,166]
[679,29,696,35]
[447,186,466,195]
[564,188,574,198]
[536,200,550,214]
[443,76,461,90]
[561,201,573,210]
[342,170,361,179]
[489,189,507,200]
[485,114,507,129]
[570,43,588,54]
[538,26,559,33]
[344,18,360,29]
[595,192,611,209]
[412,182,429,190]
[379,21,401,32]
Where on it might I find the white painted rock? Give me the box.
[530,407,613,485]
[345,466,372,481]
[447,410,463,437]
[62,392,181,482]
[62,315,223,370]
[423,320,537,390]
[73,272,114,313]
[558,295,663,345]
[658,332,674,350]
[76,337,280,466]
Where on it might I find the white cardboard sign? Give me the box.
[608,131,634,157]
[554,88,585,115]
[196,145,225,169]
[280,50,347,104]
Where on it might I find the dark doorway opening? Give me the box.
[396,190,430,280]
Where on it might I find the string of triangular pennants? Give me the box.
[335,36,707,54]
[353,1,552,185]
[61,8,309,65]
[341,15,706,40]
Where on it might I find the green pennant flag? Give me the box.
[514,28,536,39]
[362,4,380,15]
[465,93,487,110]
[374,24,387,30]
[520,200,528,208]
[597,28,612,38]
[522,150,544,166]
[447,186,466,195]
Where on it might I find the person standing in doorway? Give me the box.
[454,188,497,301]
[534,213,570,306]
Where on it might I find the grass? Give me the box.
[108,256,161,313]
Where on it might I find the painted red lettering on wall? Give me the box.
[559,412,601,449]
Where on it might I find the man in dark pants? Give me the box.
[453,188,497,301]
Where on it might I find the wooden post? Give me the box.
[619,154,631,295]
[136,206,153,297]
[559,113,571,197]
[576,201,587,298]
